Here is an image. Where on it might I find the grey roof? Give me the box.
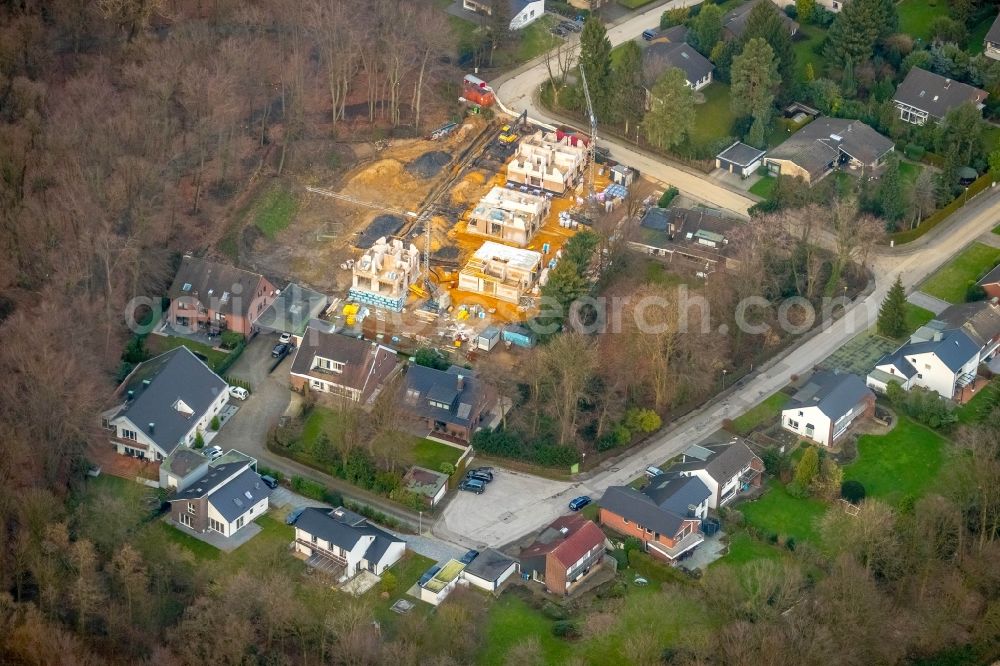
[160,448,208,478]
[290,323,398,395]
[174,462,251,500]
[978,263,1000,286]
[402,364,490,428]
[936,301,1000,348]
[988,14,1000,47]
[643,41,714,87]
[640,207,671,232]
[599,486,686,537]
[875,328,981,374]
[206,468,271,522]
[113,346,228,455]
[644,475,712,515]
[295,507,403,563]
[893,68,987,121]
[787,371,873,420]
[669,439,760,484]
[255,283,329,337]
[463,549,517,581]
[767,116,894,179]
[167,255,270,319]
[717,141,766,167]
[723,0,798,38]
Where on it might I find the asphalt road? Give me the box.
[435,178,1000,550]
[492,0,757,218]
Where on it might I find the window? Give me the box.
[235,516,245,530]
[121,428,137,441]
[787,419,799,429]
[429,399,451,410]
[209,518,224,533]
[311,534,318,544]
[179,513,192,528]
[187,502,196,515]
[315,357,344,373]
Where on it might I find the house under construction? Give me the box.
[506,130,588,195]
[467,186,551,247]
[349,237,421,311]
[457,241,542,305]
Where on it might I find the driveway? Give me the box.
[907,291,951,315]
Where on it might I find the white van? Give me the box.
[229,386,249,400]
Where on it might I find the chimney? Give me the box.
[142,379,151,389]
[148,422,155,435]
[127,389,135,401]
[456,374,465,391]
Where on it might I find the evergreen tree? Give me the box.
[731,38,779,149]
[877,274,908,339]
[796,0,815,23]
[579,16,613,119]
[687,4,724,56]
[740,1,796,87]
[640,68,695,150]
[794,447,820,489]
[877,154,905,226]
[611,40,645,135]
[824,0,898,70]
[936,102,986,167]
[840,60,857,97]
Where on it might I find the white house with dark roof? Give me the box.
[168,459,271,537]
[667,439,764,509]
[462,0,544,30]
[781,371,875,446]
[293,507,406,580]
[867,324,982,399]
[642,41,714,92]
[100,346,229,461]
[893,68,988,125]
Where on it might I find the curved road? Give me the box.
[493,0,757,217]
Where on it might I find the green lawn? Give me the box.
[921,242,1000,304]
[480,595,574,666]
[897,0,951,42]
[903,303,935,337]
[749,174,777,199]
[618,0,657,8]
[253,182,297,240]
[515,15,560,63]
[792,24,827,83]
[898,160,923,185]
[741,481,828,544]
[844,415,945,506]
[955,378,1000,425]
[411,438,462,471]
[729,392,790,436]
[715,531,786,567]
[372,551,436,633]
[984,125,1000,154]
[993,223,1000,235]
[642,258,688,287]
[300,406,348,446]
[145,334,230,371]
[689,83,738,148]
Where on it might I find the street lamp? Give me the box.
[722,369,728,390]
[419,511,423,535]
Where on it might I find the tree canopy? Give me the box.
[640,68,695,150]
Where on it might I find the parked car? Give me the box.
[469,467,494,481]
[278,332,292,344]
[418,565,442,587]
[551,26,567,36]
[642,29,657,41]
[272,342,290,358]
[260,475,278,489]
[465,471,492,484]
[285,506,307,525]
[460,549,480,564]
[645,465,664,478]
[569,19,584,32]
[229,386,249,400]
[459,478,486,494]
[568,496,592,512]
[205,446,223,460]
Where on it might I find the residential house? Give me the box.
[986,14,1000,60]
[781,371,875,446]
[599,475,711,562]
[936,299,1000,366]
[166,255,277,337]
[893,67,988,125]
[159,448,210,492]
[294,507,406,580]
[467,186,551,247]
[645,25,689,45]
[100,346,229,461]
[978,265,1000,300]
[642,41,714,93]
[401,466,450,507]
[519,514,608,595]
[867,324,981,399]
[169,459,271,537]
[420,559,467,606]
[458,240,543,304]
[462,0,545,30]
[769,0,846,11]
[349,237,422,312]
[668,439,764,509]
[716,141,767,178]
[461,550,520,592]
[289,322,399,403]
[764,116,894,185]
[629,206,740,271]
[254,282,329,342]
[506,130,588,194]
[723,0,798,40]
[400,364,496,443]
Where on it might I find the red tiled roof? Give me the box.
[551,521,605,568]
[519,513,605,566]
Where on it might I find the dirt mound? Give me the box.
[356,214,406,249]
[406,150,452,179]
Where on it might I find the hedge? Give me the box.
[888,174,992,245]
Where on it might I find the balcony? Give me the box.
[647,531,704,561]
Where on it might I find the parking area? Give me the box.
[227,332,292,389]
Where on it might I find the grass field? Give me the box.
[993,224,1000,235]
[903,303,935,337]
[515,15,560,63]
[741,481,828,544]
[897,0,950,42]
[844,415,945,506]
[749,174,777,199]
[411,438,462,471]
[921,242,1000,303]
[145,334,230,371]
[729,392,790,435]
[956,378,1000,425]
[253,183,297,239]
[689,83,738,148]
[967,13,996,54]
[792,24,827,83]
[715,531,786,567]
[898,160,924,184]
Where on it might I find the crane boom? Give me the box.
[577,64,598,198]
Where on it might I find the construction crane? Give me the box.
[577,64,598,199]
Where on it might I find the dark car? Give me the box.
[460,549,480,565]
[272,342,290,358]
[469,467,494,481]
[465,471,493,484]
[459,478,486,494]
[261,475,279,489]
[568,496,592,512]
[285,506,307,525]
[418,565,442,587]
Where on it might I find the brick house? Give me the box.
[166,255,277,337]
[289,322,399,404]
[599,475,711,562]
[169,460,271,537]
[978,265,1000,300]
[400,364,497,443]
[668,439,764,509]
[519,514,608,595]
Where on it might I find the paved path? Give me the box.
[491,0,756,218]
[907,291,951,315]
[435,180,1000,550]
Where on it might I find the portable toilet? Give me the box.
[477,326,501,351]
